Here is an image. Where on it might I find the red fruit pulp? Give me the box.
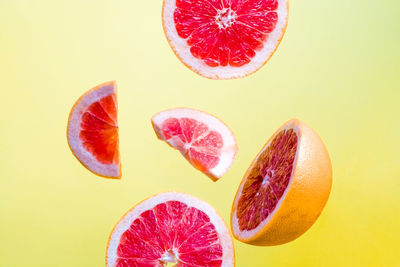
[237,129,297,231]
[160,117,223,171]
[174,0,279,67]
[116,200,223,266]
[79,94,119,164]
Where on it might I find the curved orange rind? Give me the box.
[231,119,332,245]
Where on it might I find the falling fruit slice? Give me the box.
[151,108,237,181]
[231,119,332,245]
[106,192,235,267]
[67,81,120,178]
[162,0,289,79]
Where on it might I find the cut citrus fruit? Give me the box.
[162,0,289,79]
[231,119,332,245]
[151,108,237,181]
[67,81,120,178]
[106,192,235,267]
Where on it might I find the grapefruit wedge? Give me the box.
[231,119,332,245]
[106,192,235,266]
[151,108,237,181]
[67,81,120,178]
[162,0,289,79]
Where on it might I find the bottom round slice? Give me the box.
[107,192,235,266]
[231,119,332,246]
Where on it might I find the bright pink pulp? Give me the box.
[237,129,297,231]
[174,0,279,67]
[160,117,223,171]
[80,93,119,164]
[116,201,223,267]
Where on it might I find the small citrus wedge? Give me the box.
[231,119,332,245]
[151,108,237,181]
[162,0,289,79]
[106,192,235,266]
[67,81,120,178]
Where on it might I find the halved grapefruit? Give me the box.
[106,192,235,266]
[67,81,120,178]
[162,0,289,79]
[151,108,237,181]
[231,119,332,245]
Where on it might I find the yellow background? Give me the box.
[1,0,399,266]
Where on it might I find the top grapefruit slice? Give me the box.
[151,108,237,181]
[67,81,121,178]
[231,119,332,245]
[106,192,235,267]
[162,0,289,79]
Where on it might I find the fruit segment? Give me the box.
[106,192,235,267]
[67,81,121,178]
[231,119,332,246]
[151,108,237,181]
[160,117,223,171]
[163,0,289,79]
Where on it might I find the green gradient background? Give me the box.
[1,0,399,266]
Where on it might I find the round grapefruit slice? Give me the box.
[151,108,237,181]
[231,119,332,245]
[162,0,289,79]
[67,81,120,178]
[106,192,235,267]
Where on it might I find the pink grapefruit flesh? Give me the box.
[236,128,297,231]
[106,192,234,266]
[67,81,120,178]
[151,108,237,181]
[231,119,332,246]
[163,0,289,79]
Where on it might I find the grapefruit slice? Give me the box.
[162,0,289,79]
[67,81,120,178]
[231,119,332,245]
[106,192,235,267]
[151,108,237,181]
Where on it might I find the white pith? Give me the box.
[231,120,300,240]
[67,82,120,178]
[152,108,237,179]
[160,250,177,264]
[216,8,236,29]
[163,0,288,79]
[106,192,235,267]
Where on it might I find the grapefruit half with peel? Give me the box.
[162,0,289,79]
[67,81,120,178]
[231,119,332,245]
[151,108,237,181]
[106,192,235,266]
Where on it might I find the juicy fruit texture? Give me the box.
[231,119,332,245]
[160,117,223,171]
[67,81,120,178]
[163,0,288,79]
[80,94,119,164]
[106,192,234,267]
[151,108,237,181]
[175,0,279,67]
[237,129,297,231]
[117,201,222,266]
